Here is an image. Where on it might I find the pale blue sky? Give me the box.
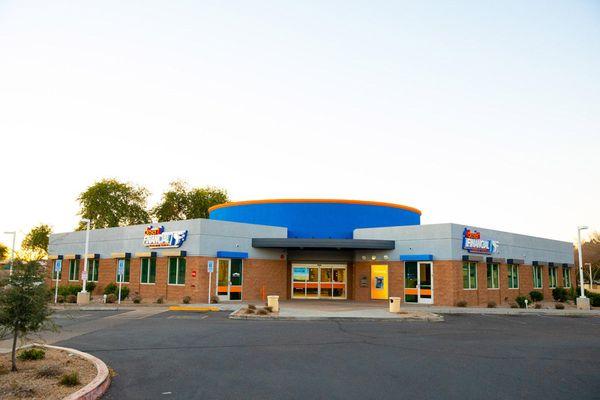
[0,1,599,245]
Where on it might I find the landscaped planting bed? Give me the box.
[0,347,96,400]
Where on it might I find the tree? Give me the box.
[152,181,228,221]
[575,231,600,284]
[21,224,52,259]
[0,261,54,371]
[76,179,150,230]
[0,242,7,262]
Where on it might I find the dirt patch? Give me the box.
[0,347,97,400]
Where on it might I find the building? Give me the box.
[47,199,575,306]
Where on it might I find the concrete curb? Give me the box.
[408,308,600,317]
[228,310,444,322]
[169,306,220,312]
[22,343,111,400]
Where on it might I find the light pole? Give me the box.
[577,226,588,298]
[3,231,16,275]
[80,219,91,294]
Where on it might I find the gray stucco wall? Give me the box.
[354,223,574,264]
[48,218,287,260]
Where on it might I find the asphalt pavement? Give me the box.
[54,310,600,400]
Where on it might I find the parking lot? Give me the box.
[52,310,600,400]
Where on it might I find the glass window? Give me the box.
[487,263,499,289]
[52,260,62,280]
[508,265,519,289]
[462,262,477,289]
[548,267,557,288]
[140,258,156,284]
[87,259,99,282]
[69,259,80,281]
[116,259,131,283]
[168,257,186,285]
[563,268,571,288]
[533,265,543,288]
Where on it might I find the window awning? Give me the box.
[252,238,395,250]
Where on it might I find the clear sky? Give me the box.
[1,1,599,246]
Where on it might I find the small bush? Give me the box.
[585,290,600,307]
[456,300,467,307]
[106,294,117,303]
[248,304,256,310]
[552,287,567,302]
[256,309,268,315]
[85,281,97,293]
[59,371,80,387]
[245,308,255,314]
[18,347,45,361]
[182,296,191,304]
[515,296,528,308]
[534,303,542,309]
[57,285,82,297]
[529,291,543,302]
[264,306,273,313]
[132,295,142,304]
[56,295,65,303]
[555,303,565,310]
[210,295,220,304]
[567,286,577,301]
[103,282,129,300]
[509,302,518,309]
[37,364,62,378]
[156,296,164,304]
[487,301,496,308]
[66,294,77,303]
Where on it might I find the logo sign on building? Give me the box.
[462,228,499,255]
[143,225,188,249]
[54,259,62,272]
[207,260,214,273]
[117,259,126,276]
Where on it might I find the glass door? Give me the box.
[418,262,433,304]
[216,259,244,301]
[404,261,433,304]
[217,259,230,301]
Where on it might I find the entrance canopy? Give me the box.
[252,238,395,250]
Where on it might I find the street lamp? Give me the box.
[3,231,16,275]
[80,219,91,294]
[577,226,588,298]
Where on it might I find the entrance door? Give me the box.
[217,259,243,301]
[291,263,347,299]
[404,261,433,304]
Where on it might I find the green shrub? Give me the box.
[515,296,528,308]
[552,287,567,302]
[66,294,77,303]
[567,286,577,301]
[529,291,543,302]
[585,290,600,307]
[103,282,129,300]
[132,295,142,304]
[456,300,467,307]
[106,294,117,303]
[555,303,565,310]
[182,296,191,304]
[85,281,97,293]
[59,371,80,386]
[17,347,45,361]
[57,285,82,297]
[487,301,496,308]
[56,295,65,303]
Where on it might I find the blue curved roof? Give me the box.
[209,199,421,239]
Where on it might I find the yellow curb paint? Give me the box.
[168,306,219,312]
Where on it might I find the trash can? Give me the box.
[267,295,279,312]
[389,297,401,313]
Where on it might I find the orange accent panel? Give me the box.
[217,286,228,293]
[208,198,422,215]
[405,288,418,295]
[306,283,319,288]
[229,286,242,293]
[293,282,306,289]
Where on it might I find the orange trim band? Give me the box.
[208,198,422,215]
